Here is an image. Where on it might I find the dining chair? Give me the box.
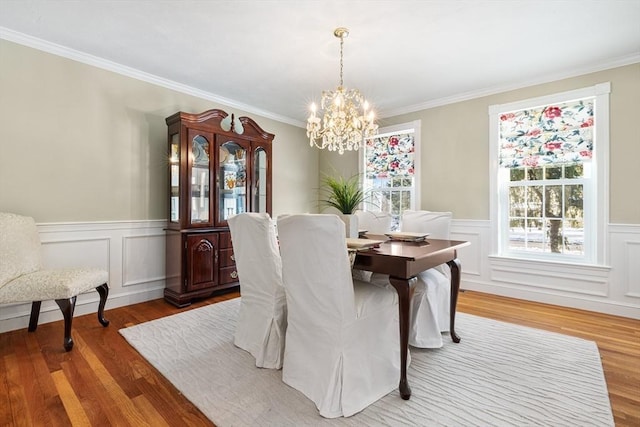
[0,212,109,351]
[228,212,287,369]
[401,210,453,348]
[354,210,393,234]
[277,214,401,418]
[352,210,393,282]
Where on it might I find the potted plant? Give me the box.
[319,173,367,238]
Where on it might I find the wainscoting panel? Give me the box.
[41,237,110,270]
[488,257,610,296]
[610,224,640,300]
[451,220,488,277]
[623,241,640,298]
[122,233,166,287]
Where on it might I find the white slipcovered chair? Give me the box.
[353,210,393,234]
[228,212,287,369]
[277,214,401,418]
[401,210,453,348]
[352,210,393,282]
[0,212,109,351]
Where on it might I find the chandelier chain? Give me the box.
[339,34,344,87]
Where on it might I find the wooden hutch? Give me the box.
[164,109,274,307]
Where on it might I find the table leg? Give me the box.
[388,276,416,400]
[447,258,461,343]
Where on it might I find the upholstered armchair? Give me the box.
[0,212,109,351]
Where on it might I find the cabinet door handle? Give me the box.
[230,270,238,279]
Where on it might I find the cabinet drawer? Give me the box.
[219,265,239,284]
[219,248,236,267]
[219,231,233,248]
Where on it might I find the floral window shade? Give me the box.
[365,133,415,178]
[499,98,594,168]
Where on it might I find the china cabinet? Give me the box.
[164,109,274,307]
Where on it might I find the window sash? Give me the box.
[504,173,588,258]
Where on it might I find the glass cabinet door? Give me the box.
[169,133,180,223]
[190,133,211,225]
[217,137,249,223]
[253,147,268,213]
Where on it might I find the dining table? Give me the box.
[351,235,470,400]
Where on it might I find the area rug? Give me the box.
[119,298,614,426]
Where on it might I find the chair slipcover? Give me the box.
[277,214,401,418]
[228,212,287,369]
[353,210,393,234]
[352,210,393,282]
[401,210,453,348]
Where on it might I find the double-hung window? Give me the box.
[360,121,421,230]
[490,83,610,265]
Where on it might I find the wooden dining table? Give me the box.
[352,235,470,400]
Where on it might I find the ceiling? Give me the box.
[1,0,639,127]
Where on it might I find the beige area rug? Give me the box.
[119,298,614,426]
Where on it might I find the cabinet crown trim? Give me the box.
[166,109,274,141]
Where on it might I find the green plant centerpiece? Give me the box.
[319,174,366,214]
[319,173,366,238]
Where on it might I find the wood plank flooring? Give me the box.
[1,290,638,426]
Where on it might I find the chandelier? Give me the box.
[307,27,378,154]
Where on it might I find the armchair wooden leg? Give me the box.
[55,296,77,352]
[28,301,42,332]
[96,283,110,327]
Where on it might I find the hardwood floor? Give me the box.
[1,290,638,426]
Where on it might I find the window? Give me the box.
[489,83,610,265]
[360,121,421,230]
